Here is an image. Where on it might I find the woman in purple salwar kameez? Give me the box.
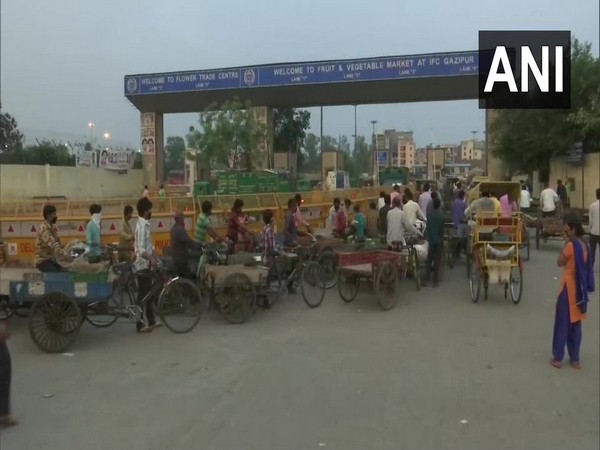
[550,218,595,369]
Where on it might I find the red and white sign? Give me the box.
[1,222,21,237]
[150,217,171,233]
[21,222,40,237]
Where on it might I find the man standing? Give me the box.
[328,198,340,232]
[556,179,569,218]
[377,191,386,210]
[0,320,16,427]
[35,205,72,272]
[194,200,224,245]
[519,183,531,213]
[589,188,600,269]
[118,205,135,262]
[424,198,444,287]
[402,191,426,225]
[134,197,161,333]
[418,183,432,217]
[387,197,421,247]
[452,190,468,258]
[170,210,199,279]
[142,185,149,198]
[366,202,379,238]
[86,203,102,263]
[390,185,401,205]
[284,198,298,247]
[294,193,311,234]
[540,182,559,217]
[378,194,392,238]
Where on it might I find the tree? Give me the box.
[490,37,600,175]
[274,108,311,175]
[0,141,74,166]
[300,132,321,173]
[0,103,24,153]
[187,99,266,172]
[164,136,186,174]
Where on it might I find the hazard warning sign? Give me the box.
[21,222,40,237]
[103,222,118,235]
[110,223,116,231]
[150,218,171,232]
[1,222,21,237]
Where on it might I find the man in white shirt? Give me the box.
[402,190,426,225]
[134,197,160,333]
[540,182,559,217]
[519,186,531,213]
[418,183,432,217]
[387,197,421,247]
[589,188,600,268]
[328,198,341,232]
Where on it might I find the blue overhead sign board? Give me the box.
[125,51,479,96]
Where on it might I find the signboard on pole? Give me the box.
[376,151,388,167]
[566,142,583,165]
[140,113,156,155]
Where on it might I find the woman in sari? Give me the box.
[550,218,595,369]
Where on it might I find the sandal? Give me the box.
[549,358,562,369]
[570,361,581,370]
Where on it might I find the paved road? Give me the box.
[1,240,599,450]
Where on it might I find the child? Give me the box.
[261,209,276,268]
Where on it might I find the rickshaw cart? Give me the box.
[468,216,524,304]
[535,217,564,249]
[466,181,530,261]
[335,250,406,311]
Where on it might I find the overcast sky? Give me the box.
[1,0,598,148]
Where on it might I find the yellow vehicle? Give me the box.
[468,215,524,304]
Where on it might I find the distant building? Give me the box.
[460,139,485,161]
[374,130,416,169]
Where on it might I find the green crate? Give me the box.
[71,272,109,283]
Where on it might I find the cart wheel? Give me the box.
[158,278,204,333]
[469,270,481,303]
[220,273,256,324]
[535,225,540,250]
[301,261,327,308]
[338,271,359,303]
[375,261,400,311]
[318,250,338,289]
[29,292,82,353]
[509,266,523,305]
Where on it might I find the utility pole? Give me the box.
[371,120,378,186]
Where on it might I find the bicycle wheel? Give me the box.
[220,273,256,324]
[301,261,327,308]
[338,271,359,303]
[509,266,523,305]
[469,271,481,303]
[158,278,204,333]
[318,250,338,289]
[0,296,13,320]
[29,292,82,353]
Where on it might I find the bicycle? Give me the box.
[87,259,204,333]
[390,240,421,291]
[269,234,328,308]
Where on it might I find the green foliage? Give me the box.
[274,108,311,153]
[187,99,266,171]
[164,136,186,174]
[0,141,74,166]
[491,37,600,175]
[0,103,24,153]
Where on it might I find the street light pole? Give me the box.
[354,105,357,153]
[371,120,378,186]
[88,122,95,145]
